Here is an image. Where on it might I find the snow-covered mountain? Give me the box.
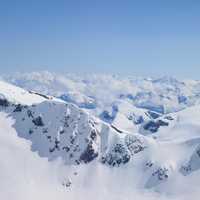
[3,71,200,114]
[3,71,200,133]
[1,74,200,199]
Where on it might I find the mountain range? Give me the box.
[1,71,200,200]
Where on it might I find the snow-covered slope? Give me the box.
[1,77,200,199]
[0,111,181,200]
[0,82,101,165]
[0,80,47,105]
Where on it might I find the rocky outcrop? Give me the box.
[141,119,169,134]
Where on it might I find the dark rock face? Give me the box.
[134,116,144,124]
[90,129,97,140]
[28,91,51,99]
[127,114,144,125]
[146,111,161,119]
[0,98,9,107]
[127,113,144,125]
[27,110,34,118]
[143,120,169,133]
[157,120,169,126]
[143,121,160,133]
[13,104,23,112]
[101,143,130,166]
[32,116,44,126]
[100,111,114,122]
[111,125,123,133]
[178,95,187,104]
[79,142,98,163]
[100,105,118,123]
[101,134,147,167]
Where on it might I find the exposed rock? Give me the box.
[0,98,9,107]
[79,142,98,163]
[13,104,23,112]
[157,120,169,126]
[143,121,160,133]
[102,143,130,166]
[32,116,44,126]
[125,134,147,155]
[142,120,169,133]
[146,111,161,119]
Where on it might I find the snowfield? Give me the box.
[1,73,200,199]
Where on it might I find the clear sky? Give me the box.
[1,0,200,78]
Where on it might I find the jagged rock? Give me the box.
[28,91,51,99]
[27,110,33,118]
[100,105,118,123]
[90,129,97,140]
[29,129,33,135]
[79,142,98,163]
[133,115,144,124]
[102,143,130,166]
[32,116,44,126]
[0,98,9,107]
[146,111,161,119]
[13,104,23,112]
[100,111,114,122]
[142,120,169,133]
[157,120,169,126]
[143,121,160,133]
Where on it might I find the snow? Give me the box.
[4,72,200,114]
[0,111,181,200]
[1,75,200,199]
[0,80,46,105]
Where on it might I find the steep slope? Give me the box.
[0,81,100,165]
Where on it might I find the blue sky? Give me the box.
[0,0,200,78]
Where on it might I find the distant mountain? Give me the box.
[3,71,200,114]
